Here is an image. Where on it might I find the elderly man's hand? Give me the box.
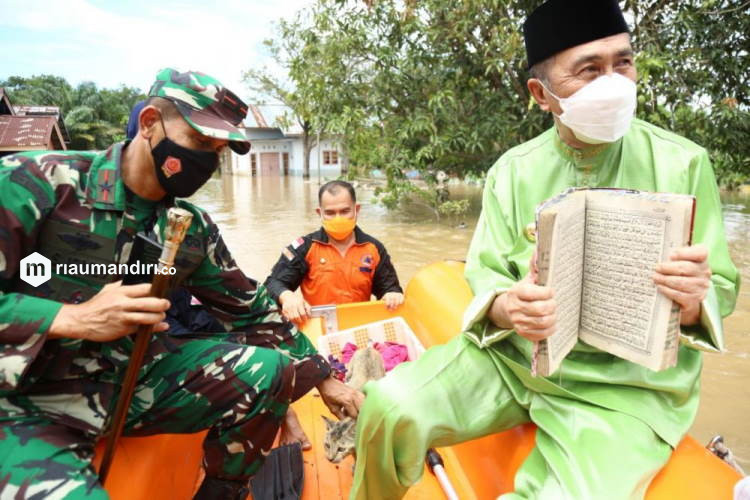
[49,282,171,341]
[652,244,711,325]
[279,290,312,324]
[490,274,557,342]
[317,376,365,420]
[383,292,404,310]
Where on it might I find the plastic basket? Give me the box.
[317,317,426,362]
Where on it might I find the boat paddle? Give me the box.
[98,207,194,484]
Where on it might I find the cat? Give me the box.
[323,346,385,464]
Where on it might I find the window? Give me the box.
[323,150,339,165]
[250,153,257,175]
[282,152,289,175]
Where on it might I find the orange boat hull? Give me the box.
[94,261,741,499]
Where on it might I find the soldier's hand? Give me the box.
[279,290,311,323]
[488,273,557,342]
[652,244,711,326]
[317,376,365,420]
[382,292,404,310]
[49,281,171,341]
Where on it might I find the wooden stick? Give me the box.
[99,207,194,484]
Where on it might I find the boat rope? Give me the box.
[707,435,747,476]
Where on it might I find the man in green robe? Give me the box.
[350,0,739,498]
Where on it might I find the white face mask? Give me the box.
[543,73,637,144]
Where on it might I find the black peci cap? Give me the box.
[523,0,629,69]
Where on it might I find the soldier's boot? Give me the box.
[193,476,250,500]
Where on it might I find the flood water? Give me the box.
[191,173,749,471]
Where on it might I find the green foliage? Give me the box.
[261,0,749,208]
[317,0,549,177]
[626,0,750,186]
[438,199,471,217]
[243,14,331,178]
[1,75,145,150]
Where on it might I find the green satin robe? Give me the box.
[462,118,740,447]
[349,120,740,500]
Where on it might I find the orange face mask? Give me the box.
[322,216,356,240]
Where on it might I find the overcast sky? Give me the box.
[0,0,315,100]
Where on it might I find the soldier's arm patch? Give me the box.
[290,237,305,250]
[282,248,294,260]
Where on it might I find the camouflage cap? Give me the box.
[148,68,251,154]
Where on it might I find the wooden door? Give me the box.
[260,152,280,176]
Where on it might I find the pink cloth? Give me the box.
[341,342,359,364]
[339,341,410,372]
[373,342,409,371]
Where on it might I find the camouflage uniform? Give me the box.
[0,70,330,498]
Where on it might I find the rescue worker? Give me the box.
[0,68,362,499]
[265,180,404,323]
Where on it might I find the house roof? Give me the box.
[248,105,269,128]
[245,127,286,140]
[0,115,66,151]
[14,105,71,144]
[0,89,15,116]
[245,104,304,135]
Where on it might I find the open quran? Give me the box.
[532,188,696,377]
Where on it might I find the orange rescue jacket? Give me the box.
[264,227,402,306]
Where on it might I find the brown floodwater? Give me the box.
[190,173,749,471]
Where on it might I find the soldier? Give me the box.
[0,68,362,499]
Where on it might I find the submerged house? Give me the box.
[221,104,346,177]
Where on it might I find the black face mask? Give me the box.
[150,125,219,198]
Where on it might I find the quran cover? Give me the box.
[532,188,696,376]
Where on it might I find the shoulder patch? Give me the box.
[291,237,305,249]
[282,247,294,260]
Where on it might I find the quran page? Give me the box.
[578,189,695,370]
[533,189,586,376]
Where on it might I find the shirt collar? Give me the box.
[552,127,623,166]
[85,140,164,213]
[85,141,128,211]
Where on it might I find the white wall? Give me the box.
[290,138,342,176]
[228,139,293,175]
[228,136,344,177]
